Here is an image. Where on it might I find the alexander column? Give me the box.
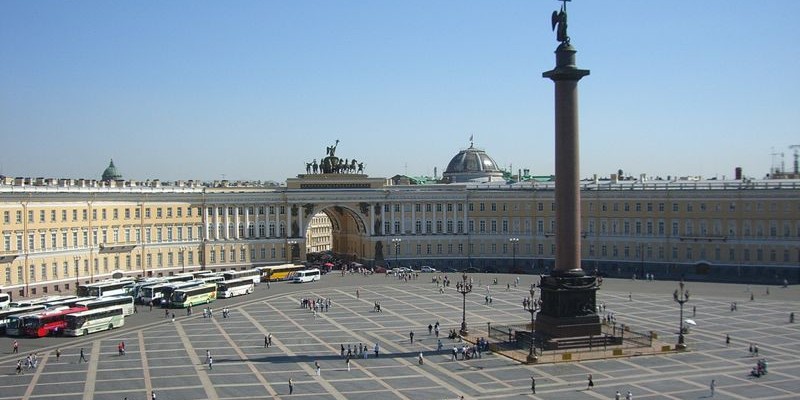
[535,0,601,345]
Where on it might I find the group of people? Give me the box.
[340,342,378,359]
[300,297,331,312]
[15,353,39,374]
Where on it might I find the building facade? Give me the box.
[2,155,800,298]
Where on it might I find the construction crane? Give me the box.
[790,145,800,175]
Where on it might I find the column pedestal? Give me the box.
[535,272,601,346]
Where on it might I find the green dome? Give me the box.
[102,159,122,181]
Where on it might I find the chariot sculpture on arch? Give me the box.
[305,139,366,175]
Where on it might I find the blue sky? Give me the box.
[1,1,798,182]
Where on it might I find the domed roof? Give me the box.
[102,159,122,181]
[442,142,504,183]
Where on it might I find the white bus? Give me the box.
[78,279,135,297]
[199,275,225,286]
[76,296,135,316]
[10,295,75,308]
[217,278,255,299]
[44,297,95,308]
[168,284,217,308]
[64,306,125,336]
[222,268,261,284]
[140,281,202,306]
[0,293,11,310]
[292,268,321,283]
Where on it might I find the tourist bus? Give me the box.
[217,278,255,298]
[199,275,225,286]
[0,305,46,334]
[258,264,307,282]
[130,280,166,303]
[222,268,261,284]
[64,306,125,337]
[44,296,95,308]
[292,268,321,283]
[139,281,202,306]
[10,295,75,308]
[0,293,10,310]
[21,306,87,337]
[166,273,196,283]
[168,284,217,308]
[77,278,135,297]
[76,296,135,316]
[160,281,205,306]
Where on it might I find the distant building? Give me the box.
[101,159,122,181]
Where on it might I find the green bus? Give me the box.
[168,284,217,308]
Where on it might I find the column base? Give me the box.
[535,273,602,340]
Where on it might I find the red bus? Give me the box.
[22,306,87,337]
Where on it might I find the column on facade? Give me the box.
[203,206,210,240]
[286,204,291,238]
[463,201,469,234]
[390,203,396,235]
[234,206,241,239]
[432,202,437,234]
[298,206,304,238]
[244,206,250,239]
[370,204,375,236]
[422,202,427,235]
[401,202,405,234]
[411,202,416,234]
[213,206,220,240]
[223,206,230,240]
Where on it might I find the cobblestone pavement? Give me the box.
[0,274,797,399]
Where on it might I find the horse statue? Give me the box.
[305,162,312,174]
[357,162,364,174]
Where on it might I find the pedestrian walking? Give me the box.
[428,324,433,335]
[315,361,321,376]
[206,350,211,364]
[710,379,716,397]
[340,344,345,357]
[265,335,269,348]
[790,312,795,323]
[268,333,273,347]
[374,342,379,358]
[151,391,156,400]
[55,348,61,362]
[356,289,359,299]
[626,390,632,399]
[12,340,18,354]
[725,334,730,346]
[165,309,169,318]
[346,355,351,371]
[208,355,213,369]
[16,360,22,375]
[749,343,753,355]
[531,376,536,394]
[418,352,424,365]
[692,305,696,317]
[754,344,759,356]
[79,348,88,363]
[615,391,621,400]
[289,378,294,395]
[409,330,414,343]
[587,374,594,390]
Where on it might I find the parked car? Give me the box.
[420,266,437,273]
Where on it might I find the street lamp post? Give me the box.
[457,272,473,335]
[73,255,81,293]
[673,281,690,350]
[509,237,519,271]
[524,284,540,363]
[287,240,298,263]
[391,238,402,268]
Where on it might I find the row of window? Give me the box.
[3,226,202,252]
[2,206,198,225]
